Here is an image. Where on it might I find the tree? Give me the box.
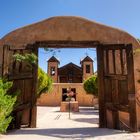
[37,67,53,97]
[0,79,18,133]
[83,75,98,97]
[83,75,98,108]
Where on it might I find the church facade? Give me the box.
[37,55,98,106]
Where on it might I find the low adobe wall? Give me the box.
[37,83,97,106]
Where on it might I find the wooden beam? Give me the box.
[35,40,100,48]
[97,44,107,128]
[8,73,33,80]
[13,102,31,112]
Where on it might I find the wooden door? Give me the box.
[97,44,137,132]
[2,45,37,129]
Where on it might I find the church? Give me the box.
[37,55,97,106]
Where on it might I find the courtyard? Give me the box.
[1,106,140,140]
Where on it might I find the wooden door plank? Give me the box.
[29,46,38,128]
[120,49,124,75]
[3,45,10,77]
[105,50,109,74]
[126,44,137,132]
[97,44,107,128]
[0,46,3,76]
[112,50,116,74]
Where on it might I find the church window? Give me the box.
[50,67,55,76]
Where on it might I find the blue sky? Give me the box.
[0,0,140,72]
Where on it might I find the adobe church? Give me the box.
[37,55,97,106]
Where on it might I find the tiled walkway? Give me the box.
[1,106,140,140]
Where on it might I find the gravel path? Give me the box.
[1,106,140,140]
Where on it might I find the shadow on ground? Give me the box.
[7,127,125,139]
[72,110,99,116]
[73,118,99,124]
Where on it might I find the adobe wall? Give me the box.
[0,16,139,48]
[37,83,97,106]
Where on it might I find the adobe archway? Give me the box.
[0,16,140,132]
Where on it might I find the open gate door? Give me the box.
[2,45,37,129]
[97,44,137,132]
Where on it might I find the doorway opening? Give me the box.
[38,44,97,107]
[37,43,99,131]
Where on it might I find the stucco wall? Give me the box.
[37,83,96,106]
[0,16,139,48]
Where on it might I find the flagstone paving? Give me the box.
[1,106,140,140]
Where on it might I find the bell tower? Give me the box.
[80,56,94,81]
[47,56,60,83]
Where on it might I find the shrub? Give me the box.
[83,75,98,97]
[0,79,17,133]
[37,67,53,97]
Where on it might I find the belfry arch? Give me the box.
[0,16,140,132]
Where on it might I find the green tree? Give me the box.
[0,79,17,133]
[37,67,53,97]
[83,75,98,97]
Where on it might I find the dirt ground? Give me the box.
[1,106,140,140]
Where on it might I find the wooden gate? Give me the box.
[2,45,37,129]
[97,44,137,132]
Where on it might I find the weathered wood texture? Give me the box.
[2,45,37,129]
[97,44,137,132]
